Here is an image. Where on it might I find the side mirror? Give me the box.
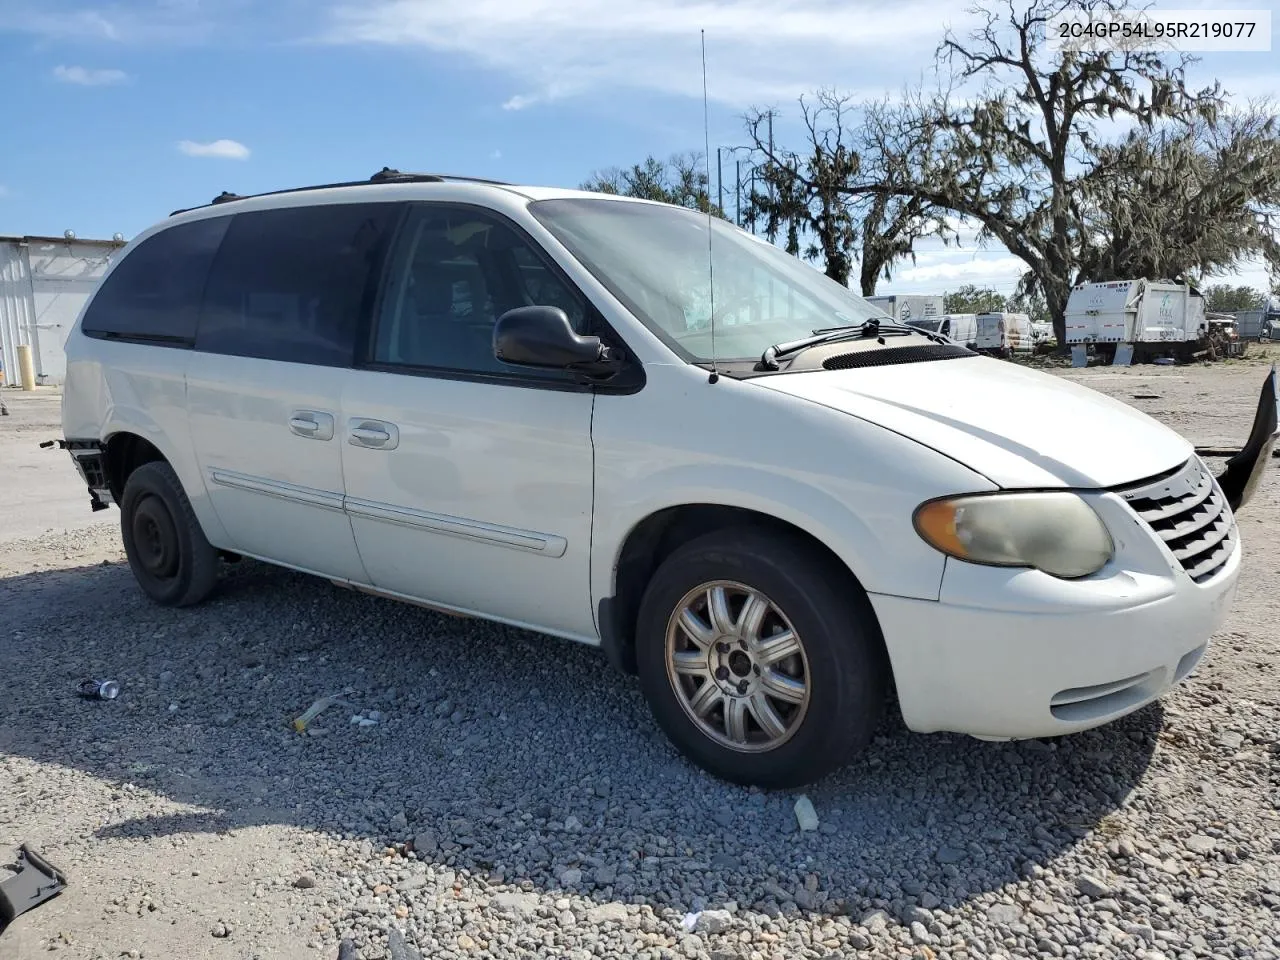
[493,306,619,375]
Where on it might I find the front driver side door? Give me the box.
[339,203,598,640]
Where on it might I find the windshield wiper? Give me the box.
[759,318,928,370]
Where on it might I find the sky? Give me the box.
[0,0,1276,297]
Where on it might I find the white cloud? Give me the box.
[320,0,972,109]
[0,0,232,44]
[177,138,251,159]
[53,64,129,85]
[490,148,502,160]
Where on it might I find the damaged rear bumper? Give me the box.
[41,438,113,512]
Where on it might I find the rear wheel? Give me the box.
[635,527,887,788]
[120,461,219,607]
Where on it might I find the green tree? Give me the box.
[581,153,725,217]
[1203,284,1265,313]
[945,284,1008,314]
[1077,109,1280,284]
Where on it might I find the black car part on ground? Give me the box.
[1208,364,1280,512]
[0,845,67,937]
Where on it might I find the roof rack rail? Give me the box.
[169,168,514,217]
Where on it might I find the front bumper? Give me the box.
[871,536,1240,739]
[871,367,1277,741]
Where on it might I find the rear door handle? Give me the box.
[288,411,334,441]
[348,418,399,450]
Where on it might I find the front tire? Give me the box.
[635,527,887,788]
[120,461,219,607]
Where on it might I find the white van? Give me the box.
[938,313,978,349]
[899,314,976,349]
[976,312,1034,355]
[57,172,1278,787]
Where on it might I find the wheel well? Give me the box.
[601,504,882,675]
[103,433,165,503]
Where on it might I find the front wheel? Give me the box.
[635,527,888,788]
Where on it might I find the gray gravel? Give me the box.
[2,363,1280,960]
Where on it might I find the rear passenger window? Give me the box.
[196,203,399,366]
[81,216,230,345]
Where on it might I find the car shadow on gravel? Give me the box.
[1,557,1162,919]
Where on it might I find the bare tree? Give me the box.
[745,90,950,293]
[745,92,860,285]
[908,0,1224,341]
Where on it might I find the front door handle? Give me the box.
[348,418,400,451]
[288,410,334,441]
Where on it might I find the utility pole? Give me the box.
[735,160,742,227]
[749,168,756,234]
[717,148,723,219]
[767,110,776,215]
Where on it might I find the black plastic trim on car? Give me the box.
[822,344,978,370]
[355,200,647,397]
[81,330,195,348]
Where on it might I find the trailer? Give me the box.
[1234,298,1280,341]
[866,294,945,326]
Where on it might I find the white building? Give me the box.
[1,233,124,386]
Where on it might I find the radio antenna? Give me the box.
[701,29,720,384]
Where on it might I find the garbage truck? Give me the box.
[1064,279,1212,362]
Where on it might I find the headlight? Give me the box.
[913,492,1114,579]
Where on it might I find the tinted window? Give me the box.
[82,216,230,345]
[372,206,586,377]
[197,203,398,366]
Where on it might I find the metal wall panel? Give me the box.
[0,239,117,385]
[0,240,36,387]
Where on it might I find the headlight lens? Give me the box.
[914,492,1114,579]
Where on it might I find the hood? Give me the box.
[754,355,1192,488]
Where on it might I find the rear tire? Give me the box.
[635,527,887,788]
[120,461,219,607]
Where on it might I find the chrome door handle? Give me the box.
[348,419,399,450]
[288,411,334,441]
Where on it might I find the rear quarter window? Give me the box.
[81,216,231,345]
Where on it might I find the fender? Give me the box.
[592,455,992,619]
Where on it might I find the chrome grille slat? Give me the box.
[1125,473,1215,522]
[1155,495,1227,542]
[1184,530,1236,581]
[1117,457,1237,584]
[1170,516,1232,561]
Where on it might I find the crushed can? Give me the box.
[77,678,120,701]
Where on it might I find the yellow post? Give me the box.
[17,343,36,391]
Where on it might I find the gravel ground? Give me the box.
[1,356,1278,960]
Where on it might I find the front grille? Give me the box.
[1116,457,1236,583]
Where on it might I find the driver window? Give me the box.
[373,206,586,377]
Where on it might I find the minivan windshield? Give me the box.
[529,198,885,362]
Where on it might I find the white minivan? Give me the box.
[58,172,1278,787]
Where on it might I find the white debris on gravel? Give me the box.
[793,795,819,832]
[2,365,1280,959]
